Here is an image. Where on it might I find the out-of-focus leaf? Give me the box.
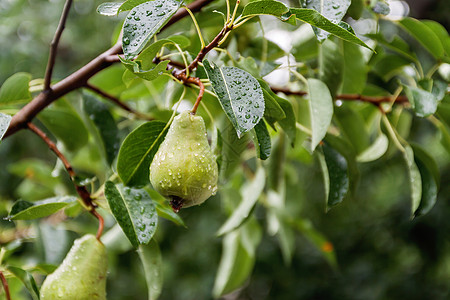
[251,120,271,160]
[308,79,333,151]
[83,93,120,165]
[403,85,438,117]
[342,41,367,94]
[403,146,422,217]
[357,134,389,162]
[290,218,337,269]
[0,72,32,105]
[138,240,163,300]
[319,39,343,97]
[38,107,89,152]
[217,167,265,236]
[411,144,439,217]
[334,105,370,154]
[7,266,40,300]
[104,182,158,248]
[399,17,444,59]
[213,218,262,297]
[117,121,168,187]
[8,196,77,220]
[203,60,265,138]
[421,20,450,57]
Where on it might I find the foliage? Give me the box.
[0,0,449,299]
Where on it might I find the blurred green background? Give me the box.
[1,0,449,299]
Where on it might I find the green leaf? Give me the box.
[403,146,422,217]
[303,0,351,41]
[104,182,158,248]
[7,266,40,300]
[399,17,444,59]
[373,54,411,81]
[241,0,289,18]
[290,218,337,269]
[8,196,77,220]
[422,20,450,57]
[117,121,168,187]
[270,94,297,145]
[138,240,163,300]
[38,108,89,152]
[203,60,265,138]
[403,85,438,117]
[334,105,370,154]
[217,167,266,236]
[289,8,373,50]
[146,188,186,227]
[307,78,333,151]
[119,57,170,81]
[251,120,271,160]
[97,2,122,16]
[213,219,262,297]
[122,0,182,59]
[218,117,250,180]
[83,93,120,165]
[411,144,439,217]
[319,39,343,97]
[0,72,32,105]
[357,134,389,162]
[0,112,12,140]
[341,41,367,94]
[321,141,349,209]
[119,0,147,12]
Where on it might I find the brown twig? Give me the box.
[4,0,215,139]
[44,0,73,91]
[84,83,152,120]
[270,86,409,104]
[185,26,231,73]
[26,122,104,238]
[0,271,11,300]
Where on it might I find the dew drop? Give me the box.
[123,37,130,45]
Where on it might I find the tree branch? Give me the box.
[270,86,409,104]
[0,271,11,300]
[4,0,215,139]
[44,0,73,91]
[27,122,104,239]
[84,83,152,120]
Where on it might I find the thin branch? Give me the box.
[0,271,11,300]
[84,83,152,120]
[4,0,215,139]
[270,86,409,104]
[185,26,231,73]
[27,122,104,238]
[44,0,73,91]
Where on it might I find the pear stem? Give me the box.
[0,271,11,300]
[191,79,205,115]
[92,210,105,240]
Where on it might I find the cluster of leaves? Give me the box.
[0,0,449,299]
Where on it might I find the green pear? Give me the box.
[150,110,218,211]
[40,234,107,300]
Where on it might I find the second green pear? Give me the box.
[150,111,218,211]
[40,234,107,300]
